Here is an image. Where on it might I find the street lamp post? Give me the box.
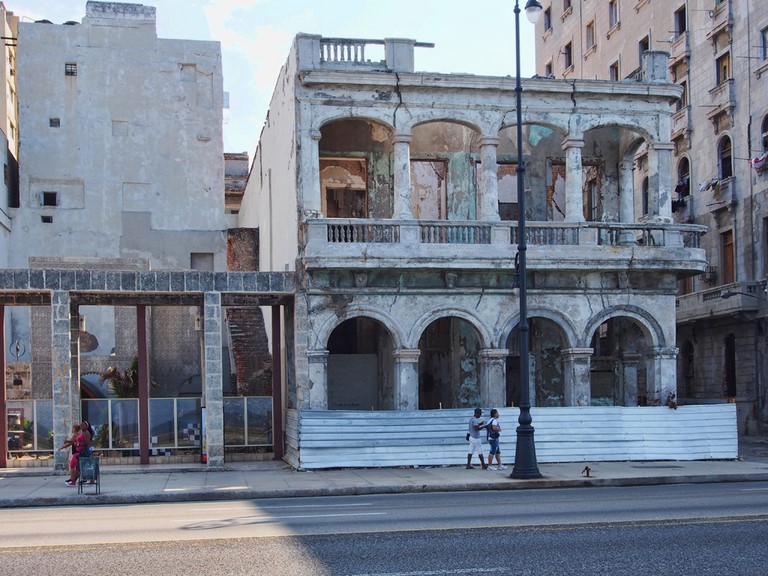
[511,0,543,480]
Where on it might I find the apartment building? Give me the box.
[534,0,768,434]
[0,2,18,269]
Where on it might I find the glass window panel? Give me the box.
[223,397,245,445]
[150,399,175,447]
[83,399,110,449]
[176,398,202,447]
[112,399,139,449]
[7,401,34,451]
[247,397,273,446]
[35,401,54,450]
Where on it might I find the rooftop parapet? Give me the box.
[296,34,433,73]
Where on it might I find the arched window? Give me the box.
[719,136,733,179]
[641,177,649,215]
[676,157,690,197]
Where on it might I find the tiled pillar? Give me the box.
[393,133,413,219]
[202,291,224,468]
[561,347,593,407]
[307,349,329,410]
[618,159,636,244]
[479,348,507,408]
[478,137,501,221]
[52,291,75,471]
[648,346,678,404]
[393,348,420,410]
[622,352,641,407]
[562,138,585,222]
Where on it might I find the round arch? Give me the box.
[496,306,579,349]
[314,113,395,134]
[408,306,492,349]
[581,305,665,350]
[314,305,406,351]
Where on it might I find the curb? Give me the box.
[2,472,767,508]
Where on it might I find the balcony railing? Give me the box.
[310,218,706,248]
[319,38,384,67]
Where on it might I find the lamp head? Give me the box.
[524,0,543,23]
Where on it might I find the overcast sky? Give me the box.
[11,0,539,156]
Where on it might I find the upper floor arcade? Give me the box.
[247,36,705,276]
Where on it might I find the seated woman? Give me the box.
[57,424,82,487]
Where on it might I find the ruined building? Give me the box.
[242,34,735,469]
[534,0,768,435]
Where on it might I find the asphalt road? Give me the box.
[3,482,768,575]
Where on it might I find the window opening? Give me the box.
[676,157,690,197]
[716,52,730,85]
[41,215,53,224]
[544,8,552,31]
[674,6,687,36]
[49,118,60,128]
[638,36,650,68]
[641,177,649,216]
[545,61,553,76]
[65,63,77,76]
[721,229,734,284]
[563,42,573,70]
[719,136,733,179]
[609,0,618,28]
[762,27,768,61]
[586,21,596,50]
[609,61,619,81]
[41,191,58,207]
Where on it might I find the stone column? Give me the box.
[202,291,224,468]
[478,137,501,221]
[303,129,323,216]
[393,133,413,219]
[393,348,420,410]
[618,159,636,245]
[307,349,329,410]
[562,138,585,222]
[648,346,678,404]
[652,142,674,221]
[479,348,508,408]
[561,347,593,406]
[621,352,641,407]
[51,291,74,471]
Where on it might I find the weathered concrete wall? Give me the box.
[14,5,225,270]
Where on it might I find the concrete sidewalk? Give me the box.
[2,437,767,508]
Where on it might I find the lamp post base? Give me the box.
[510,424,542,479]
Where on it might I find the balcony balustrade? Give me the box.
[305,218,706,272]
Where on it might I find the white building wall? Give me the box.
[240,41,300,275]
[14,2,226,271]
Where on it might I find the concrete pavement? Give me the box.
[2,436,767,508]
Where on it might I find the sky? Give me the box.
[10,0,539,156]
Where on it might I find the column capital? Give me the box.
[306,349,329,363]
[393,348,421,362]
[651,141,675,151]
[479,348,509,361]
[653,346,678,359]
[560,347,594,359]
[562,138,585,150]
[393,133,413,144]
[479,136,500,147]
